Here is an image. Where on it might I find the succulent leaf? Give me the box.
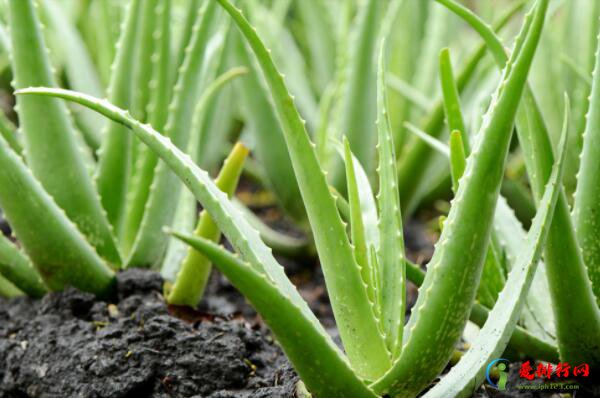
[375,41,406,358]
[167,142,248,307]
[0,132,115,296]
[8,0,121,266]
[573,26,600,305]
[0,234,46,297]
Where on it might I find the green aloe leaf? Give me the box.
[232,28,306,222]
[122,0,172,255]
[342,138,373,294]
[573,26,600,304]
[0,234,46,298]
[168,233,376,398]
[216,0,391,379]
[8,0,120,265]
[294,0,336,95]
[375,40,406,359]
[167,142,248,307]
[448,130,467,193]
[95,0,141,238]
[0,110,21,155]
[39,0,105,150]
[331,141,379,246]
[128,0,161,184]
[424,99,569,398]
[172,0,200,83]
[126,1,223,267]
[0,133,115,296]
[372,1,549,396]
[439,49,467,145]
[0,274,22,298]
[131,0,159,123]
[333,0,383,181]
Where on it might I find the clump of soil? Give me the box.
[0,269,299,397]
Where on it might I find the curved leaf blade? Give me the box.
[169,233,376,398]
[0,133,115,296]
[0,234,46,297]
[216,0,390,378]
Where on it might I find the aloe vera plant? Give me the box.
[4,0,600,396]
[12,0,559,395]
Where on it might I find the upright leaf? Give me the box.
[39,0,105,149]
[8,0,120,265]
[439,48,468,149]
[573,28,600,304]
[127,1,222,267]
[95,0,141,237]
[375,41,406,358]
[167,142,248,306]
[294,0,336,95]
[340,138,375,305]
[122,0,172,253]
[335,0,382,179]
[232,30,306,221]
[216,0,391,379]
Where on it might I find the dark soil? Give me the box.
[0,269,299,398]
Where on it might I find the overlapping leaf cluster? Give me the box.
[1,1,600,397]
